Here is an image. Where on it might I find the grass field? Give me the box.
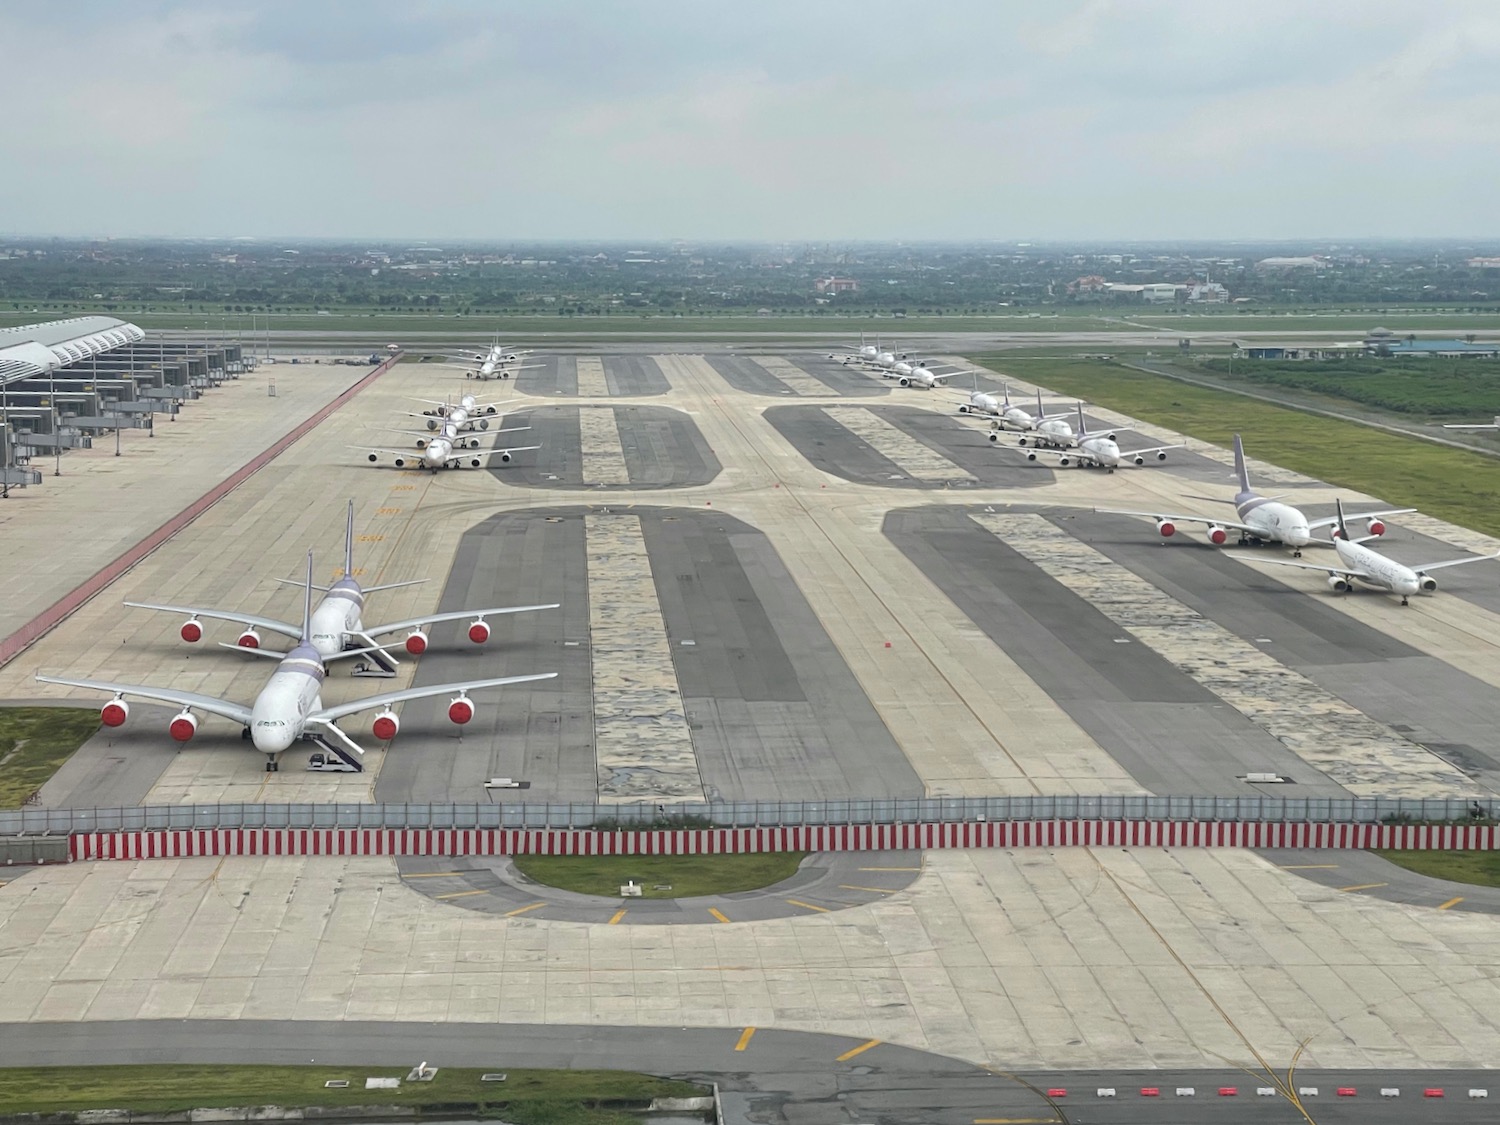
[512,852,806,899]
[1372,850,1500,889]
[0,707,103,808]
[0,1064,707,1122]
[1191,356,1500,417]
[978,355,1500,539]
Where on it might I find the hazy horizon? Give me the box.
[4,0,1499,242]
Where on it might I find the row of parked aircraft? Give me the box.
[38,503,558,772]
[362,390,540,472]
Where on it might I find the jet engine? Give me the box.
[1018,436,1030,446]
[498,452,512,463]
[1367,518,1387,536]
[1058,456,1071,467]
[476,418,490,430]
[404,629,429,654]
[470,457,484,468]
[448,694,474,725]
[101,698,130,727]
[485,405,497,414]
[1155,450,1169,461]
[1419,574,1438,592]
[1133,455,1146,466]
[1025,451,1039,462]
[1156,519,1176,538]
[371,709,399,740]
[988,432,999,443]
[958,404,971,414]
[236,629,262,649]
[467,619,491,644]
[169,711,198,742]
[1327,576,1352,592]
[425,418,439,431]
[898,377,912,387]
[180,619,203,643]
[465,438,481,449]
[1206,525,1227,545]
[415,437,429,449]
[367,452,379,463]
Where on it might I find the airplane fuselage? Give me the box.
[1235,495,1313,549]
[308,580,368,660]
[247,643,326,754]
[1332,537,1422,597]
[1023,419,1075,449]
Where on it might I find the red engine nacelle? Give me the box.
[1206,525,1228,545]
[448,696,474,725]
[236,629,261,649]
[1156,518,1176,538]
[371,709,399,741]
[468,619,491,644]
[169,711,198,742]
[405,629,429,655]
[1367,519,1386,536]
[101,699,130,727]
[180,619,203,643]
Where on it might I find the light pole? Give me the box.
[50,362,60,477]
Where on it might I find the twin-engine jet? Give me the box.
[955,381,1038,432]
[1098,435,1413,555]
[1009,404,1179,471]
[1248,499,1500,605]
[126,501,557,672]
[38,553,557,771]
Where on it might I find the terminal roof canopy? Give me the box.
[0,316,145,384]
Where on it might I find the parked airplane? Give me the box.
[1000,391,1077,448]
[1097,435,1414,555]
[362,424,539,470]
[883,357,975,389]
[828,334,881,367]
[40,553,557,771]
[126,502,558,675]
[1249,499,1500,605]
[418,393,508,423]
[1012,404,1178,471]
[955,380,1036,432]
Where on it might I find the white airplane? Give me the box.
[450,342,536,381]
[1248,499,1500,605]
[361,421,539,470]
[955,380,1036,432]
[1097,435,1414,555]
[417,393,509,425]
[883,357,976,389]
[1013,404,1179,471]
[1444,416,1500,430]
[994,390,1076,449]
[828,334,881,367]
[38,553,557,771]
[397,410,530,450]
[125,501,558,672]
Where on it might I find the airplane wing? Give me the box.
[358,445,431,460]
[1120,443,1185,462]
[467,444,541,463]
[1093,508,1262,536]
[365,603,561,639]
[924,370,969,384]
[34,673,254,726]
[1305,508,1417,531]
[311,671,558,724]
[124,601,302,641]
[1405,549,1500,573]
[1246,558,1372,579]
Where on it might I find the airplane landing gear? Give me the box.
[1293,549,1302,558]
[265,759,279,772]
[241,727,251,741]
[1401,596,1410,606]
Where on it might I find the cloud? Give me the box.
[0,0,1497,238]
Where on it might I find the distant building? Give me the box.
[815,276,859,294]
[1070,275,1109,294]
[1104,282,1182,303]
[1253,256,1324,270]
[1468,257,1500,269]
[1186,282,1229,303]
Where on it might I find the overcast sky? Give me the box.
[3,0,1498,241]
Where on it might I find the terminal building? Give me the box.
[0,315,248,490]
[1239,326,1500,361]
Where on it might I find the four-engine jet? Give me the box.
[39,553,557,771]
[1248,499,1500,605]
[1012,404,1179,471]
[125,502,557,670]
[1097,435,1414,555]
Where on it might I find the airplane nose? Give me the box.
[252,726,295,754]
[1287,527,1311,546]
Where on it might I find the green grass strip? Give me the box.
[0,707,102,808]
[978,356,1500,540]
[512,852,806,899]
[1371,850,1500,889]
[0,1064,706,1121]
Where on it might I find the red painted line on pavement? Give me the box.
[1,355,400,669]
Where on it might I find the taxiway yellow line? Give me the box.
[608,909,627,924]
[434,889,488,900]
[734,1027,755,1052]
[1338,882,1389,893]
[708,907,730,923]
[1437,896,1465,910]
[402,871,467,879]
[839,885,896,894]
[504,901,547,917]
[786,899,829,913]
[835,1039,881,1062]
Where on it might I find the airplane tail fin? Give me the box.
[1035,389,1046,418]
[1334,498,1350,541]
[1075,403,1088,437]
[344,499,355,579]
[1233,434,1252,494]
[301,551,314,643]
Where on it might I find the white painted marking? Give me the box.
[577,356,611,397]
[826,407,975,483]
[579,407,630,485]
[755,357,827,396]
